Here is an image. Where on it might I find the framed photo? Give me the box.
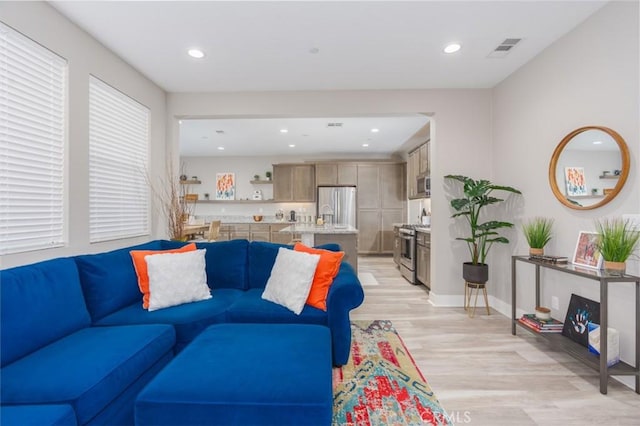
[572,231,602,269]
[562,293,600,347]
[564,167,587,196]
[215,172,235,200]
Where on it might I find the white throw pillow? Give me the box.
[262,247,320,315]
[145,249,211,311]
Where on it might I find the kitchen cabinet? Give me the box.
[356,162,405,254]
[315,163,357,186]
[270,223,298,244]
[249,224,271,242]
[273,164,315,202]
[416,230,430,288]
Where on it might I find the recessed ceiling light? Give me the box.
[187,48,205,59]
[201,136,208,139]
[444,43,461,54]
[593,140,603,145]
[217,146,224,150]
[371,128,379,133]
[309,47,320,54]
[288,144,295,148]
[362,143,369,147]
[280,129,288,133]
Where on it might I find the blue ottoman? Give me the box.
[135,323,332,426]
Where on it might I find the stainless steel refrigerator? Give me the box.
[317,186,357,227]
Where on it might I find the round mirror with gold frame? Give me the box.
[549,126,630,210]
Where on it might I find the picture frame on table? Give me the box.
[572,231,602,269]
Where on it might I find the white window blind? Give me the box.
[0,22,66,255]
[89,76,149,242]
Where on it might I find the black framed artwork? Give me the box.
[562,294,600,347]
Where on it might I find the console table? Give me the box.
[511,255,639,394]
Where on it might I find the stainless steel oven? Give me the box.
[399,227,416,284]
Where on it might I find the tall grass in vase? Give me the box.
[522,217,554,256]
[595,218,640,276]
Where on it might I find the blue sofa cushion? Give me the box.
[226,289,328,325]
[0,404,77,426]
[74,241,163,320]
[0,324,175,425]
[135,323,332,426]
[0,258,91,367]
[247,241,293,289]
[194,239,249,290]
[94,289,243,351]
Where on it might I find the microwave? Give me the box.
[416,174,431,198]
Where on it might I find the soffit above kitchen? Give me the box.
[179,115,430,157]
[50,1,606,92]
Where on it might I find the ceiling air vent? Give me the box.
[215,130,225,134]
[326,122,343,128]
[488,38,522,58]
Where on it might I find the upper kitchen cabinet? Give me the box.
[408,140,430,200]
[315,163,358,186]
[273,164,316,202]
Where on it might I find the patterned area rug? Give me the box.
[333,320,450,426]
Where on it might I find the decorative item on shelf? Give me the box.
[191,176,198,180]
[534,306,551,321]
[252,190,263,200]
[591,188,598,196]
[601,170,610,177]
[571,231,603,269]
[445,174,522,284]
[265,171,272,181]
[588,324,620,367]
[253,174,260,181]
[613,169,621,176]
[204,193,210,200]
[179,174,187,181]
[594,217,640,276]
[562,294,600,347]
[184,194,198,202]
[522,217,554,256]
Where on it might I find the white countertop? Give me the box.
[278,224,358,234]
[415,226,431,233]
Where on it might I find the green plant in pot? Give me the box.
[522,217,554,256]
[445,174,522,283]
[595,218,640,276]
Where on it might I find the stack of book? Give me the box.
[518,314,564,333]
[528,255,568,264]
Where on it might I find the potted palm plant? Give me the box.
[595,218,640,276]
[445,174,522,283]
[522,217,554,256]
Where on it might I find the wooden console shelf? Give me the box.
[511,255,639,395]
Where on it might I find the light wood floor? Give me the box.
[352,256,640,426]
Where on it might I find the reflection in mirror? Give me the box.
[549,126,630,210]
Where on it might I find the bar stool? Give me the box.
[464,281,490,318]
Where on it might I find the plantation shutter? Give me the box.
[0,22,66,255]
[88,76,149,242]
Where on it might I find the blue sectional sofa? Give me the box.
[1,239,364,425]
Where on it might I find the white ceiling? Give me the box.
[50,1,606,156]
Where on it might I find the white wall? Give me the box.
[0,2,167,268]
[492,1,639,384]
[167,89,494,301]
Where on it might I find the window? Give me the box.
[0,22,66,255]
[89,76,149,242]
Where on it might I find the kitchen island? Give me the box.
[279,224,358,271]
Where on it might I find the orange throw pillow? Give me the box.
[294,243,344,311]
[130,243,197,309]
